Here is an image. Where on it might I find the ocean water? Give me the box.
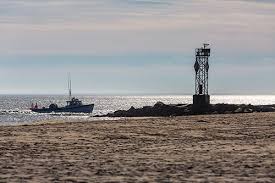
[0,95,275,125]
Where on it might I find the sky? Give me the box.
[0,0,274,95]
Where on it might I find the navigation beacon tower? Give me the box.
[193,43,211,109]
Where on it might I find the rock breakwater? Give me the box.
[97,102,275,117]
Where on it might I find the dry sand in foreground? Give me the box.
[0,112,274,182]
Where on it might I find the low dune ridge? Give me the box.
[0,112,274,182]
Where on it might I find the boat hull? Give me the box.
[31,104,94,114]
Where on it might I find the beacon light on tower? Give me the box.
[193,44,211,110]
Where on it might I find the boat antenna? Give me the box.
[68,73,72,100]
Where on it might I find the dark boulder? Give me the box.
[154,101,165,107]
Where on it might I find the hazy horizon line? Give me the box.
[0,93,274,96]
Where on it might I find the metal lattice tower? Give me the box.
[194,44,210,95]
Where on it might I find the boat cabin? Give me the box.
[66,97,83,107]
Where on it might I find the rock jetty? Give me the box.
[97,102,275,117]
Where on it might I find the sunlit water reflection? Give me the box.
[0,95,275,125]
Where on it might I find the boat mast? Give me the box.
[68,73,72,100]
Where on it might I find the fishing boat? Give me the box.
[30,74,94,113]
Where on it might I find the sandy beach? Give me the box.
[0,112,274,182]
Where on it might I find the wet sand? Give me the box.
[0,112,274,182]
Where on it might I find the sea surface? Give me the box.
[0,95,275,125]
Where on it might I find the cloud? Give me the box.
[0,0,274,56]
[121,0,172,6]
[230,0,275,4]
